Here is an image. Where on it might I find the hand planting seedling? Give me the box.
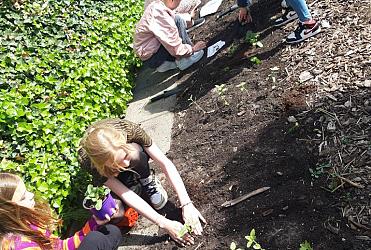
[178,223,193,238]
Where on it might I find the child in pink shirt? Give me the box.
[134,0,207,73]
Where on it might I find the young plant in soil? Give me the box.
[214,84,229,106]
[84,184,111,210]
[230,229,265,250]
[250,56,262,65]
[245,31,263,48]
[299,240,313,250]
[178,223,193,238]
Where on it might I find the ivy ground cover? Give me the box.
[0,0,142,217]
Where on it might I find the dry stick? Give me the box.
[221,187,271,207]
[194,242,204,250]
[337,175,365,189]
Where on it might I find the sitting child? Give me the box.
[144,0,205,31]
[78,118,206,247]
[134,0,207,73]
[0,172,122,250]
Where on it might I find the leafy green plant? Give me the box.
[245,32,263,48]
[0,0,143,225]
[299,240,313,250]
[230,229,265,250]
[84,185,110,210]
[245,229,265,250]
[250,56,262,65]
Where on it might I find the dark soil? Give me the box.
[138,0,370,249]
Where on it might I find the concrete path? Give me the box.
[118,66,183,249]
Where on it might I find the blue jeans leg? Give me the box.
[285,0,312,22]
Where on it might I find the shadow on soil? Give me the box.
[211,118,357,250]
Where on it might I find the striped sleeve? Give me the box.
[58,218,98,250]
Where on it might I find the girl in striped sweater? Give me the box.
[0,173,122,250]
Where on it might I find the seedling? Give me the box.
[236,82,246,92]
[230,229,265,250]
[228,41,239,57]
[245,31,263,48]
[299,240,313,250]
[309,163,331,179]
[245,229,265,249]
[84,184,110,210]
[250,56,262,65]
[178,223,193,238]
[214,84,229,106]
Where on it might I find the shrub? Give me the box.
[0,0,143,217]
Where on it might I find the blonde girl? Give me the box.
[79,118,206,247]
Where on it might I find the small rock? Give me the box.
[299,71,313,82]
[282,206,289,211]
[232,147,238,152]
[287,116,297,123]
[344,100,352,107]
[327,121,336,131]
[277,171,283,176]
[313,69,323,75]
[364,80,371,88]
[237,110,246,116]
[353,177,362,182]
[321,20,331,28]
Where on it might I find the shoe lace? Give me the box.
[294,22,305,35]
[144,179,159,196]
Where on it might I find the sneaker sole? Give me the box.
[286,25,321,44]
[186,18,206,32]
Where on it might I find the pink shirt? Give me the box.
[134,0,193,61]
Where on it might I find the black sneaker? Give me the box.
[274,7,298,27]
[286,21,321,44]
[186,17,205,32]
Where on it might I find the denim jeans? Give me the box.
[144,15,192,69]
[285,0,312,22]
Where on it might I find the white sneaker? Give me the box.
[156,61,177,73]
[176,50,204,71]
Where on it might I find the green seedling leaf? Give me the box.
[300,240,313,250]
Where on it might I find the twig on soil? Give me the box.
[348,216,371,232]
[194,242,204,250]
[336,175,365,189]
[221,187,270,207]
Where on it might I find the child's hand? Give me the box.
[93,205,119,225]
[238,7,252,24]
[192,41,206,52]
[163,219,194,247]
[182,203,206,236]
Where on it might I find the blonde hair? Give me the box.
[80,126,135,177]
[0,173,58,249]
